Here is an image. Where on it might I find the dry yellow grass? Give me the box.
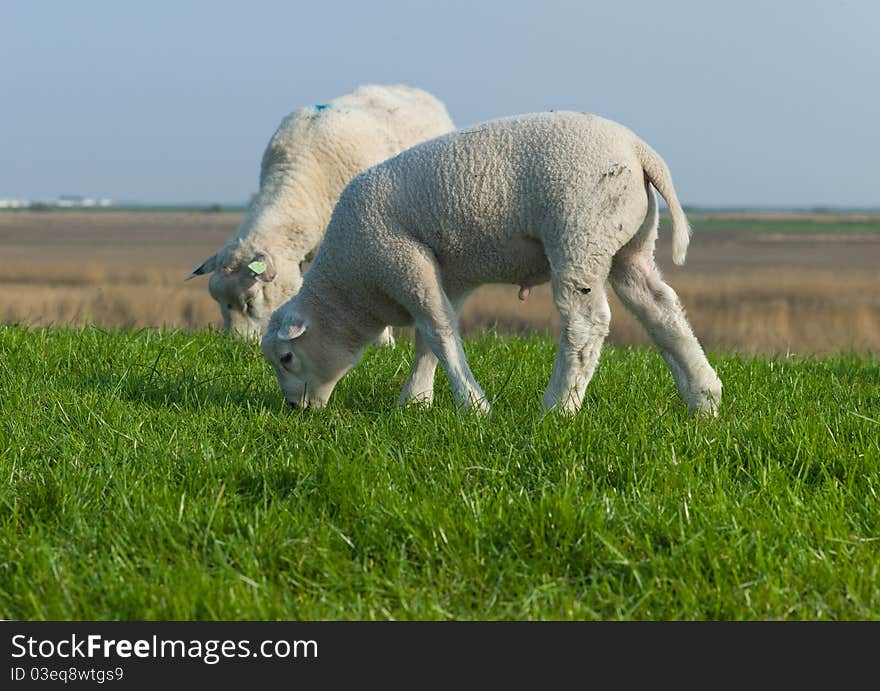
[461,270,880,355]
[2,210,878,355]
[0,262,218,331]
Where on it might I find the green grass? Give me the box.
[1,326,878,620]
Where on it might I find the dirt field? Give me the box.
[2,210,878,354]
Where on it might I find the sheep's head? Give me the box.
[186,249,282,338]
[261,304,358,410]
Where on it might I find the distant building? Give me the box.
[0,195,113,209]
[55,195,113,208]
[0,198,29,208]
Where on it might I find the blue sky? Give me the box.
[2,0,878,207]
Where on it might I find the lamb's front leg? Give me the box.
[375,326,396,347]
[398,328,437,406]
[386,245,487,413]
[398,290,473,410]
[421,323,489,414]
[542,282,611,414]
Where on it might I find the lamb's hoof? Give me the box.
[398,392,434,408]
[461,395,491,416]
[541,392,581,416]
[553,403,581,416]
[688,382,722,418]
[690,402,719,419]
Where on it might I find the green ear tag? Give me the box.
[248,261,267,275]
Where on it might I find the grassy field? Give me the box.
[1,325,878,620]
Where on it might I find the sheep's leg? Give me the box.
[543,276,612,414]
[399,293,469,406]
[390,249,487,413]
[420,320,488,414]
[398,327,437,405]
[609,252,721,417]
[375,326,396,347]
[399,292,470,407]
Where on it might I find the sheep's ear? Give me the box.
[185,253,219,281]
[277,318,307,341]
[248,252,277,283]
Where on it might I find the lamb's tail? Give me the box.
[635,139,691,265]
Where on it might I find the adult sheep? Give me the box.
[261,111,722,417]
[186,84,455,339]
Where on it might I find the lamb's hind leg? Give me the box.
[609,252,722,417]
[543,274,612,415]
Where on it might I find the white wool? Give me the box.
[186,84,455,338]
[262,111,721,417]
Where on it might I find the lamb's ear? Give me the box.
[185,253,219,281]
[277,318,307,341]
[247,252,277,283]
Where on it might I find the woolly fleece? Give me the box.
[187,84,455,338]
[263,111,721,416]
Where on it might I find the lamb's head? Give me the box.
[187,248,284,338]
[261,303,359,410]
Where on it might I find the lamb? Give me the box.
[185,84,455,340]
[261,111,723,417]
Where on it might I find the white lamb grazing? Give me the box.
[261,111,723,417]
[186,84,455,340]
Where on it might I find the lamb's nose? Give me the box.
[286,398,301,409]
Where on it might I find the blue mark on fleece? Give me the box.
[314,104,329,111]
